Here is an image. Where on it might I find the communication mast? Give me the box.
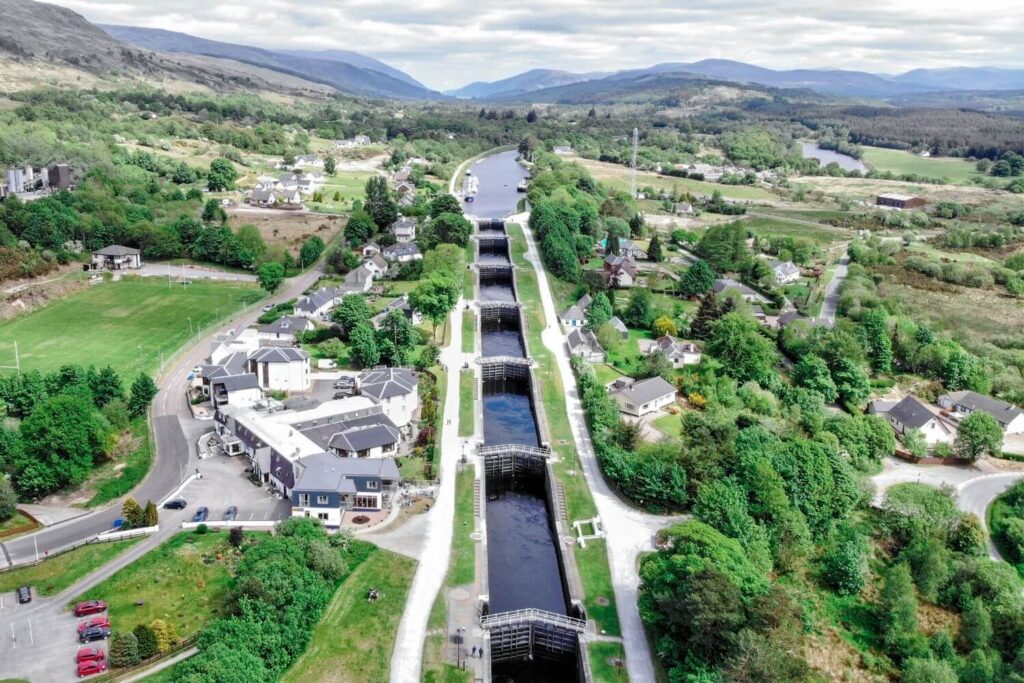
[629,127,639,198]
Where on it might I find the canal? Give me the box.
[472,151,579,681]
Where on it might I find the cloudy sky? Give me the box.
[59,0,1024,90]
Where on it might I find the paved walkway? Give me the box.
[389,301,465,683]
[816,253,849,326]
[517,215,684,683]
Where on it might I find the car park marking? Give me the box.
[10,622,15,648]
[27,619,32,646]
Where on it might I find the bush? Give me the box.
[134,623,158,660]
[150,619,179,653]
[229,526,244,548]
[196,523,209,535]
[109,630,140,667]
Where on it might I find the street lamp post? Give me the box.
[456,626,466,670]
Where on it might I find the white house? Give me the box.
[362,242,381,258]
[608,376,677,418]
[208,373,262,409]
[392,217,417,243]
[247,347,311,392]
[567,328,605,363]
[604,255,638,288]
[91,245,142,270]
[363,254,390,277]
[338,264,375,295]
[652,336,702,367]
[938,391,1024,435]
[383,243,422,263]
[887,395,957,446]
[293,287,342,319]
[769,260,801,285]
[292,155,324,170]
[357,367,419,430]
[712,278,768,304]
[257,316,315,346]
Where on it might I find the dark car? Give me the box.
[192,506,209,523]
[78,626,110,644]
[16,586,31,604]
[77,659,108,677]
[73,600,107,617]
[163,498,187,510]
[222,506,238,521]
[333,378,354,389]
[76,647,105,664]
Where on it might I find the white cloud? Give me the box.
[57,0,1024,90]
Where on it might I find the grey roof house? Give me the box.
[566,328,605,363]
[608,376,676,417]
[291,452,400,523]
[938,391,1024,434]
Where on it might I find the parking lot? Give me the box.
[179,443,292,524]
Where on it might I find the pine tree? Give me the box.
[648,234,663,262]
[690,292,722,340]
[128,373,158,416]
[134,623,159,660]
[121,497,143,528]
[606,231,620,257]
[109,631,140,667]
[143,500,158,527]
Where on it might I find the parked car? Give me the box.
[15,586,31,604]
[77,616,111,633]
[73,600,107,617]
[333,378,354,389]
[192,506,209,523]
[78,626,110,643]
[76,647,105,663]
[77,659,108,677]
[333,391,350,400]
[262,304,274,312]
[223,506,238,521]
[163,498,187,510]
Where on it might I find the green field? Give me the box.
[281,548,416,683]
[0,538,141,596]
[589,641,629,682]
[861,146,1009,184]
[73,531,239,639]
[305,170,372,213]
[745,215,849,246]
[575,156,775,201]
[0,277,264,376]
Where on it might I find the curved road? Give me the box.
[1,264,326,567]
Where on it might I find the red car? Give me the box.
[77,660,107,677]
[77,616,111,633]
[76,647,105,664]
[73,600,107,617]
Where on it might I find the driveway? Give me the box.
[816,253,849,326]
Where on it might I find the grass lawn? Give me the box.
[572,156,775,201]
[905,242,1000,266]
[507,223,620,636]
[461,310,476,354]
[0,277,265,376]
[458,370,475,438]
[745,215,849,246]
[860,146,1009,184]
[592,363,625,385]
[137,660,190,682]
[589,641,629,682]
[72,531,240,639]
[0,511,39,540]
[0,538,141,596]
[84,417,153,508]
[304,170,372,214]
[450,468,476,586]
[281,547,416,683]
[651,412,680,439]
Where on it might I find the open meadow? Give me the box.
[569,155,776,201]
[860,146,1013,184]
[0,277,264,376]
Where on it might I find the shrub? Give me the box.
[150,619,179,653]
[133,623,158,660]
[196,523,209,535]
[109,631,140,667]
[229,527,244,548]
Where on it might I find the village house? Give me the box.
[560,293,592,329]
[769,260,801,285]
[291,155,324,170]
[876,194,926,210]
[356,367,419,431]
[391,217,417,243]
[395,180,416,195]
[651,335,702,367]
[383,242,422,263]
[294,287,343,319]
[362,242,381,257]
[291,453,400,524]
[712,278,768,304]
[608,316,629,340]
[339,264,375,295]
[566,328,605,363]
[247,347,311,392]
[257,316,315,346]
[674,202,695,216]
[604,255,638,288]
[883,395,957,446]
[363,254,390,277]
[91,245,143,271]
[938,391,1024,434]
[608,376,677,418]
[371,294,422,327]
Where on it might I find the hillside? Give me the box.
[101,25,439,100]
[278,49,425,89]
[447,68,601,99]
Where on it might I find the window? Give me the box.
[317,513,329,521]
[317,495,329,505]
[299,494,310,507]
[367,480,378,490]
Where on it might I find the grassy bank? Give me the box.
[84,417,153,508]
[461,310,476,353]
[281,548,416,683]
[0,277,264,376]
[0,538,141,596]
[458,370,475,438]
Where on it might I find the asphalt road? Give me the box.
[817,253,849,325]
[1,264,325,567]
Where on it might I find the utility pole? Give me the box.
[629,127,639,199]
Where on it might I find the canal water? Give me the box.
[473,151,576,680]
[801,142,867,172]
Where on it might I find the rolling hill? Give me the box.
[101,25,439,100]
[446,68,603,99]
[278,49,425,89]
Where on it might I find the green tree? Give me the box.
[323,156,336,175]
[344,211,376,245]
[15,391,112,498]
[122,497,143,527]
[708,313,778,384]
[641,351,675,381]
[647,234,663,262]
[954,412,1003,461]
[409,273,459,341]
[949,514,986,556]
[959,598,993,650]
[861,308,893,373]
[202,199,227,224]
[364,176,398,229]
[172,162,198,185]
[422,243,465,278]
[143,500,158,527]
[830,357,871,407]
[428,194,462,218]
[256,262,285,294]
[585,292,613,330]
[207,159,238,192]
[348,323,380,368]
[0,478,17,522]
[819,523,868,595]
[331,294,373,340]
[651,315,678,338]
[622,288,653,328]
[128,374,159,417]
[901,658,957,683]
[90,366,124,408]
[880,563,925,662]
[133,623,158,660]
[791,355,837,402]
[149,619,179,653]
[377,309,417,354]
[424,212,472,248]
[299,236,325,267]
[109,630,140,667]
[904,428,927,457]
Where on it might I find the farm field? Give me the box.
[0,277,265,376]
[306,170,374,213]
[790,173,1024,210]
[860,146,1005,184]
[745,215,850,246]
[224,208,342,253]
[570,156,776,201]
[905,242,1000,266]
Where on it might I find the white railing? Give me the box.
[481,608,587,633]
